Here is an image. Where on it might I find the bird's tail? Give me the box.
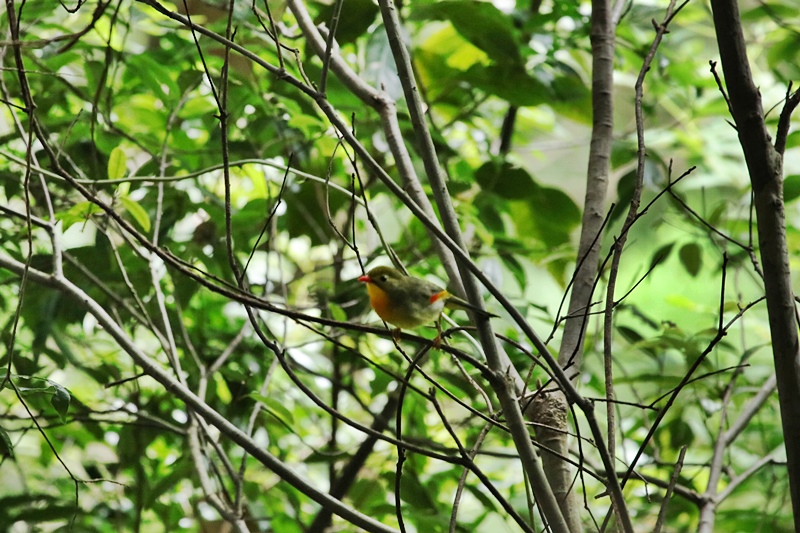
[444,295,498,318]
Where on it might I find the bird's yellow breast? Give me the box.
[366,283,405,326]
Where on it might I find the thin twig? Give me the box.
[653,446,687,533]
[775,83,800,155]
[319,0,343,93]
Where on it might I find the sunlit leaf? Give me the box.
[55,201,103,231]
[410,1,523,65]
[119,196,151,233]
[107,146,127,180]
[126,53,179,105]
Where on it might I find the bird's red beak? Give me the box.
[358,275,371,283]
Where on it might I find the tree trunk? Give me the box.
[710,0,800,528]
[531,0,617,530]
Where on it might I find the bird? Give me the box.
[358,265,495,343]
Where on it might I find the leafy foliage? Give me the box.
[0,0,797,531]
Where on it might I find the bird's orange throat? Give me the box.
[365,283,394,323]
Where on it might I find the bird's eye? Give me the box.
[380,275,387,282]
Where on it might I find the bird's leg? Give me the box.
[392,327,402,343]
[433,317,445,349]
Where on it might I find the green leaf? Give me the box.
[315,0,378,44]
[611,171,636,225]
[119,196,151,233]
[464,482,497,509]
[145,458,192,506]
[475,161,580,247]
[668,418,695,448]
[678,242,702,276]
[784,174,800,203]
[6,503,77,523]
[742,2,800,21]
[350,478,388,508]
[611,140,638,169]
[5,376,72,423]
[499,251,526,290]
[0,426,14,458]
[500,183,581,248]
[527,185,581,235]
[251,394,295,426]
[616,373,683,388]
[551,71,591,102]
[410,1,522,65]
[617,325,644,344]
[49,382,71,423]
[650,242,675,271]
[328,302,347,322]
[766,32,800,79]
[126,53,179,105]
[9,375,53,394]
[56,201,103,231]
[398,471,437,510]
[549,71,593,122]
[786,131,800,150]
[463,64,551,106]
[475,160,537,199]
[269,514,305,533]
[178,95,217,119]
[107,146,127,180]
[423,25,490,71]
[473,195,505,232]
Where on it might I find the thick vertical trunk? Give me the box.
[533,0,617,530]
[710,0,800,527]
